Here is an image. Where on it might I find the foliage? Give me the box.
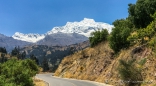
[11,47,20,56]
[138,58,146,66]
[11,47,27,59]
[42,57,49,72]
[128,0,156,28]
[148,37,156,48]
[0,47,7,54]
[0,59,39,86]
[128,13,156,45]
[0,53,8,63]
[118,59,143,86]
[30,54,39,65]
[127,31,138,45]
[20,51,26,59]
[89,29,109,47]
[109,19,131,53]
[110,0,156,53]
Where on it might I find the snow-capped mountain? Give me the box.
[12,32,45,43]
[47,18,114,37]
[12,18,114,43]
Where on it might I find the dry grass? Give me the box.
[55,40,156,86]
[33,78,46,86]
[55,41,114,81]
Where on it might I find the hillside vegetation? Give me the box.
[55,0,156,86]
[21,41,89,72]
[0,47,39,86]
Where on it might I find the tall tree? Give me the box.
[42,57,49,72]
[11,47,20,56]
[0,53,7,63]
[21,51,26,59]
[128,0,156,28]
[30,54,39,65]
[0,47,7,54]
[109,19,131,53]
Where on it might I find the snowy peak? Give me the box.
[47,18,114,37]
[12,32,45,43]
[80,18,95,24]
[12,18,114,43]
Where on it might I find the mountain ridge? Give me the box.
[12,18,114,43]
[0,33,31,51]
[12,32,45,43]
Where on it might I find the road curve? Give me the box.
[35,73,110,86]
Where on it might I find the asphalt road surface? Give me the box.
[36,73,111,86]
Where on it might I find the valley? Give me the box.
[0,18,113,72]
[0,0,156,85]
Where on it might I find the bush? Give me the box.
[0,59,39,86]
[89,29,109,47]
[128,13,156,45]
[109,19,131,53]
[118,59,143,86]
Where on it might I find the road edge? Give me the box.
[35,74,50,86]
[52,74,113,86]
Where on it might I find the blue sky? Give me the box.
[0,0,136,36]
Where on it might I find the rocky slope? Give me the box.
[54,42,156,86]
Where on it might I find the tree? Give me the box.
[30,54,39,65]
[42,57,49,72]
[11,47,20,56]
[109,19,131,53]
[20,51,26,60]
[0,53,7,63]
[128,0,156,28]
[0,47,7,54]
[127,12,156,45]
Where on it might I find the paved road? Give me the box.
[36,73,110,86]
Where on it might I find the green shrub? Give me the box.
[0,59,39,86]
[89,29,109,47]
[118,59,143,86]
[128,16,156,45]
[109,19,131,53]
[127,31,138,45]
[138,58,146,66]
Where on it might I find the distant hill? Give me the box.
[37,32,88,46]
[0,33,31,51]
[20,41,90,72]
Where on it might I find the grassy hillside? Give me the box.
[54,41,156,86]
